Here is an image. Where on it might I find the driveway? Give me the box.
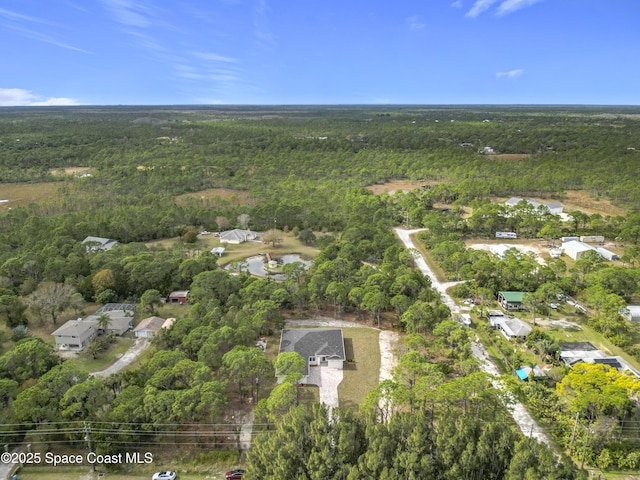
[394,228,551,445]
[92,337,150,378]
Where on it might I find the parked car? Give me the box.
[201,230,211,235]
[225,469,245,479]
[152,472,176,480]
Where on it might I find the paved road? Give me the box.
[394,228,551,445]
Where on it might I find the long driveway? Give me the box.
[394,228,550,445]
[92,337,150,378]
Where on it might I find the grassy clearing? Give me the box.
[0,182,62,211]
[146,232,321,266]
[338,327,381,411]
[175,187,256,207]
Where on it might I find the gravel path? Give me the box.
[394,228,551,445]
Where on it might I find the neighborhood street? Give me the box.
[394,228,551,445]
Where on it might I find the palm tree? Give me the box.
[96,312,112,334]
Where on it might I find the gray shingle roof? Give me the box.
[279,328,345,375]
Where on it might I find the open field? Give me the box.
[0,182,62,211]
[485,153,532,161]
[175,188,256,207]
[366,179,440,195]
[145,232,321,266]
[49,167,94,176]
[563,190,627,216]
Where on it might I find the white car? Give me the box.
[152,472,176,480]
[200,230,211,235]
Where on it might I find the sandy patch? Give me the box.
[367,180,439,195]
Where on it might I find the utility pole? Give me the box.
[580,420,593,470]
[568,412,580,455]
[83,421,95,472]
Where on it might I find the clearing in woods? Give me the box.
[175,187,255,207]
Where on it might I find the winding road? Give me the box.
[394,228,551,445]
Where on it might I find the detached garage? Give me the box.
[134,316,166,338]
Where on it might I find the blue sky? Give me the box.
[1,0,638,105]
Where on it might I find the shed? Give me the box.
[211,247,225,257]
[168,290,189,304]
[580,235,605,244]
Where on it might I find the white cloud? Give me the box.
[451,0,463,8]
[496,69,524,79]
[466,0,541,17]
[190,52,238,63]
[100,0,152,28]
[406,15,426,31]
[466,0,498,18]
[0,88,79,106]
[496,0,543,16]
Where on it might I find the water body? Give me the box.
[227,254,311,280]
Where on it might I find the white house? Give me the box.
[219,229,257,244]
[493,316,532,340]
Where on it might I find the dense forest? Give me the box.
[1,105,640,477]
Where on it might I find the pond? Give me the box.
[226,254,311,280]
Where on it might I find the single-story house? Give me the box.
[134,316,166,338]
[559,342,640,378]
[562,240,596,261]
[52,319,98,351]
[498,291,526,311]
[86,303,135,336]
[619,305,640,322]
[219,229,257,244]
[516,365,547,381]
[82,236,118,252]
[278,328,346,385]
[493,316,532,340]
[168,290,189,304]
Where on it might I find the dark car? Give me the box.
[225,469,245,479]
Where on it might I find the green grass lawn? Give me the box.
[67,336,135,373]
[338,327,381,411]
[145,231,321,267]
